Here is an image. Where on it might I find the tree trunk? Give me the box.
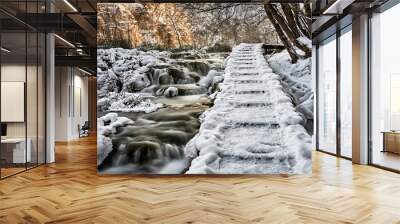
[264,4,298,63]
[169,16,182,49]
[304,0,312,18]
[292,4,311,39]
[280,4,301,38]
[267,4,311,58]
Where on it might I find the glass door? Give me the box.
[339,26,352,159]
[370,3,400,172]
[317,35,337,154]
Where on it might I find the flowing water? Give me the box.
[98,52,226,174]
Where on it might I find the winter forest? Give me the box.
[97,3,313,174]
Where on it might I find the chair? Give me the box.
[79,121,90,138]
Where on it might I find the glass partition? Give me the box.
[1,31,28,177]
[317,35,337,154]
[27,31,38,169]
[0,1,46,179]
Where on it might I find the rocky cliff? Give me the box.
[98,3,193,49]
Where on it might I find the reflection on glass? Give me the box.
[0,0,47,179]
[318,36,337,154]
[1,32,27,177]
[371,3,400,171]
[340,28,352,158]
[27,32,38,169]
[38,33,46,165]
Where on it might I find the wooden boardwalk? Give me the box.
[0,135,400,223]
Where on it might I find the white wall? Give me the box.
[54,67,89,141]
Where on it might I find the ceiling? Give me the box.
[0,0,97,74]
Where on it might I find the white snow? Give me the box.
[297,36,312,49]
[97,48,220,113]
[97,48,168,113]
[163,86,179,97]
[97,113,134,165]
[98,92,163,113]
[184,44,312,174]
[199,69,224,88]
[268,48,314,123]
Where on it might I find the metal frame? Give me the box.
[315,22,353,162]
[336,24,341,157]
[367,0,400,172]
[316,0,400,172]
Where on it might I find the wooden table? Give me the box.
[382,131,400,154]
[1,138,31,164]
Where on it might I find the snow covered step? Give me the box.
[225,75,275,81]
[231,80,267,84]
[236,66,256,70]
[233,102,272,108]
[230,72,259,77]
[227,83,276,91]
[227,122,280,129]
[233,58,256,61]
[184,43,312,175]
[235,62,256,66]
[225,115,278,125]
[216,157,293,174]
[221,94,273,102]
[234,90,266,95]
[233,54,254,57]
[223,99,274,107]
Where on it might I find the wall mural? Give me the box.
[97,3,313,174]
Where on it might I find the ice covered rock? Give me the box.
[163,87,178,97]
[268,46,313,134]
[97,113,134,166]
[99,92,163,113]
[199,70,224,88]
[122,70,151,92]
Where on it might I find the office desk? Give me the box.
[1,138,31,164]
[382,131,400,155]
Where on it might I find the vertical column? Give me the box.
[46,33,55,163]
[352,14,369,164]
[46,0,55,163]
[312,45,317,150]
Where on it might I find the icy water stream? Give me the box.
[98,52,226,174]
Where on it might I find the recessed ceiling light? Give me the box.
[323,0,353,15]
[63,0,78,12]
[54,34,75,48]
[78,68,92,76]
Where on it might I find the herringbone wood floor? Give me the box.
[1,135,400,224]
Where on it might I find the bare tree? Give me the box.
[264,4,298,63]
[263,1,311,62]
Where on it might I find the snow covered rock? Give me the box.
[97,113,134,165]
[99,92,163,113]
[268,47,313,133]
[199,70,223,88]
[163,87,179,97]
